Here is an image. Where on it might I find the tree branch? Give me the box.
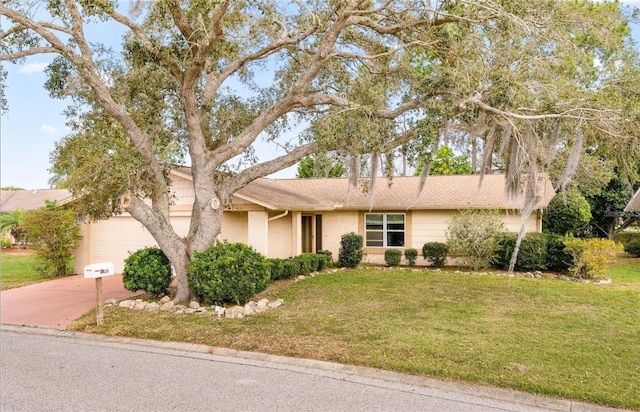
[223,142,319,197]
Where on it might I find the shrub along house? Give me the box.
[73,170,555,273]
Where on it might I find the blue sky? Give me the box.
[1,2,640,190]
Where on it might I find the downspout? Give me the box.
[268,210,289,221]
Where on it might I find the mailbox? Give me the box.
[84,262,115,279]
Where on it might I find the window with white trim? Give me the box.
[365,213,405,247]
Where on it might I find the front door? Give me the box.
[301,214,322,253]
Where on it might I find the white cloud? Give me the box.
[18,62,48,74]
[39,124,57,135]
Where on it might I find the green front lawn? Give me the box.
[1,252,44,290]
[72,258,640,409]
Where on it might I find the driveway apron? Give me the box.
[1,274,139,329]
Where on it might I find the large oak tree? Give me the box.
[2,0,639,301]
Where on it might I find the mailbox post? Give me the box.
[84,262,115,325]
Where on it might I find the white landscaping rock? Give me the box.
[118,300,134,308]
[213,306,226,317]
[145,302,160,311]
[225,306,244,319]
[267,299,283,308]
[134,301,148,310]
[160,301,175,312]
[159,296,171,304]
[189,301,200,309]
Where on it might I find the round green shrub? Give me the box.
[422,242,449,267]
[187,242,270,305]
[404,248,418,266]
[624,240,640,258]
[122,247,172,296]
[384,249,402,267]
[338,232,364,268]
[543,189,592,236]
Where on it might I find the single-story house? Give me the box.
[625,188,640,212]
[1,189,73,212]
[1,189,73,245]
[73,171,555,273]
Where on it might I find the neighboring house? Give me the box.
[0,189,73,212]
[1,189,73,246]
[73,171,555,273]
[625,188,640,212]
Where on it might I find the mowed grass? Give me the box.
[0,252,45,290]
[71,258,640,409]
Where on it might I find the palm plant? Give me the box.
[1,209,27,246]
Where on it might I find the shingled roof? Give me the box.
[234,174,555,211]
[0,189,72,212]
[625,188,640,212]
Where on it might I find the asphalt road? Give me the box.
[0,326,624,412]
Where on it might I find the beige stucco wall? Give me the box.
[267,212,293,259]
[220,212,248,244]
[361,209,541,266]
[319,210,360,259]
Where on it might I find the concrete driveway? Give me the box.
[1,274,140,329]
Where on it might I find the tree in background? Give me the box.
[23,202,80,277]
[2,1,639,301]
[297,153,345,179]
[414,146,472,176]
[585,174,640,239]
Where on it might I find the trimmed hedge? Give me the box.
[624,240,640,258]
[516,233,548,271]
[268,252,334,280]
[187,242,270,305]
[384,249,402,267]
[490,232,573,273]
[122,247,172,296]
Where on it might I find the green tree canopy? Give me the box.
[297,153,345,179]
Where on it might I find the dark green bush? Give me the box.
[299,253,320,272]
[543,189,592,236]
[282,258,302,279]
[615,232,640,245]
[338,232,364,268]
[122,247,172,296]
[516,233,549,271]
[267,258,286,281]
[404,248,418,266]
[490,232,518,270]
[624,240,640,258]
[316,250,333,269]
[422,242,449,267]
[187,242,270,305]
[384,249,402,267]
[546,235,573,273]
